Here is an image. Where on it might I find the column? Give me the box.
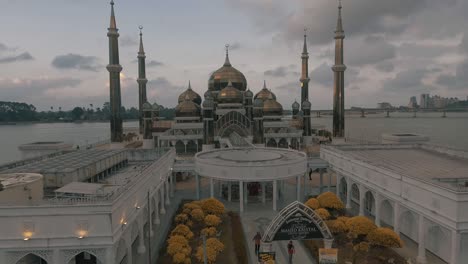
[165,179,170,205]
[52,249,61,264]
[228,182,232,202]
[137,225,146,254]
[154,196,160,224]
[196,173,200,200]
[417,214,427,264]
[210,178,214,198]
[303,173,307,198]
[451,229,460,264]
[375,193,381,227]
[170,173,174,197]
[296,175,301,201]
[393,202,400,234]
[126,243,133,264]
[359,185,365,216]
[244,182,248,204]
[261,182,266,204]
[160,187,166,214]
[328,172,332,192]
[218,180,223,197]
[105,247,115,264]
[273,180,277,211]
[346,179,352,209]
[336,174,340,197]
[319,169,324,193]
[239,181,244,212]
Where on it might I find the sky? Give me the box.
[0,0,467,111]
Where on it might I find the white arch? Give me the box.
[364,191,375,217]
[400,209,418,242]
[65,251,103,264]
[15,253,49,264]
[262,201,333,243]
[338,177,347,203]
[379,199,394,227]
[426,223,450,261]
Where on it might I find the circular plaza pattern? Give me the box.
[195,147,307,181]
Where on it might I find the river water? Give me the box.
[0,112,467,165]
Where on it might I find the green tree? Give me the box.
[71,107,84,120]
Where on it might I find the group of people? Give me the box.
[253,232,296,264]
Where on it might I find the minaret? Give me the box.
[332,0,346,138]
[137,26,148,135]
[106,0,123,143]
[300,28,310,107]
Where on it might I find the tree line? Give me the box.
[0,101,175,122]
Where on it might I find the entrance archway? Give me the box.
[16,253,48,264]
[67,252,100,264]
[364,191,375,218]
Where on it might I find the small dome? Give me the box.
[208,50,247,91]
[175,95,201,117]
[203,96,214,108]
[178,81,202,105]
[244,89,253,98]
[292,100,300,110]
[152,102,160,111]
[142,102,152,111]
[218,81,242,104]
[253,98,264,108]
[254,81,276,101]
[263,94,283,116]
[302,99,311,109]
[204,90,212,99]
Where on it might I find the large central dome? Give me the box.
[208,50,247,91]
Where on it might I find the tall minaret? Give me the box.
[300,28,310,108]
[106,0,123,142]
[332,0,346,138]
[137,26,148,135]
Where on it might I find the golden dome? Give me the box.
[208,51,247,91]
[254,81,276,101]
[218,81,242,104]
[175,95,201,117]
[178,81,202,105]
[263,95,283,116]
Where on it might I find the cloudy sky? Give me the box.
[0,0,467,111]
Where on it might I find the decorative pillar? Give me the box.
[375,193,381,227]
[359,185,365,216]
[105,247,115,264]
[170,173,175,197]
[451,229,460,264]
[346,179,352,209]
[137,225,146,254]
[210,178,214,198]
[218,180,222,197]
[296,175,301,201]
[273,180,278,211]
[244,182,248,204]
[154,196,160,224]
[196,173,200,200]
[239,181,244,212]
[303,173,307,198]
[160,187,166,214]
[336,174,340,197]
[261,182,266,204]
[319,169,324,194]
[417,214,427,264]
[165,179,170,205]
[228,182,232,202]
[393,202,400,234]
[328,172,332,192]
[52,249,60,264]
[126,243,133,264]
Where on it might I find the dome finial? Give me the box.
[224,44,231,66]
[303,27,308,54]
[109,0,117,29]
[188,80,192,90]
[138,25,144,54]
[336,0,344,33]
[263,80,267,89]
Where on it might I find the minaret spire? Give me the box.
[137,25,148,135]
[302,28,308,54]
[224,44,231,66]
[106,0,123,143]
[301,27,311,137]
[332,0,346,138]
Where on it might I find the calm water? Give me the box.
[0,113,467,164]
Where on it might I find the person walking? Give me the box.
[287,240,295,263]
[253,232,262,255]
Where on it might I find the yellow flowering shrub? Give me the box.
[367,227,403,248]
[317,192,345,210]
[195,246,218,264]
[266,260,275,264]
[315,208,331,220]
[175,213,189,224]
[186,220,193,228]
[346,216,377,238]
[305,198,320,209]
[190,208,205,222]
[325,220,347,234]
[353,241,370,252]
[206,238,225,253]
[204,214,222,227]
[171,224,194,240]
[201,198,225,216]
[183,202,202,214]
[201,227,217,237]
[172,252,187,264]
[167,235,191,256]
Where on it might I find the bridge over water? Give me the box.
[309,107,468,118]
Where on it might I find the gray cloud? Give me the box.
[460,33,468,54]
[346,35,396,66]
[436,60,468,90]
[264,65,298,77]
[0,43,7,52]
[147,60,164,67]
[0,77,82,102]
[398,42,451,58]
[230,42,242,50]
[376,61,395,72]
[311,63,333,87]
[120,35,138,47]
[382,68,431,93]
[0,52,34,64]
[52,53,101,72]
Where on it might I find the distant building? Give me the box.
[420,93,459,109]
[408,96,418,108]
[420,94,430,108]
[377,102,393,109]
